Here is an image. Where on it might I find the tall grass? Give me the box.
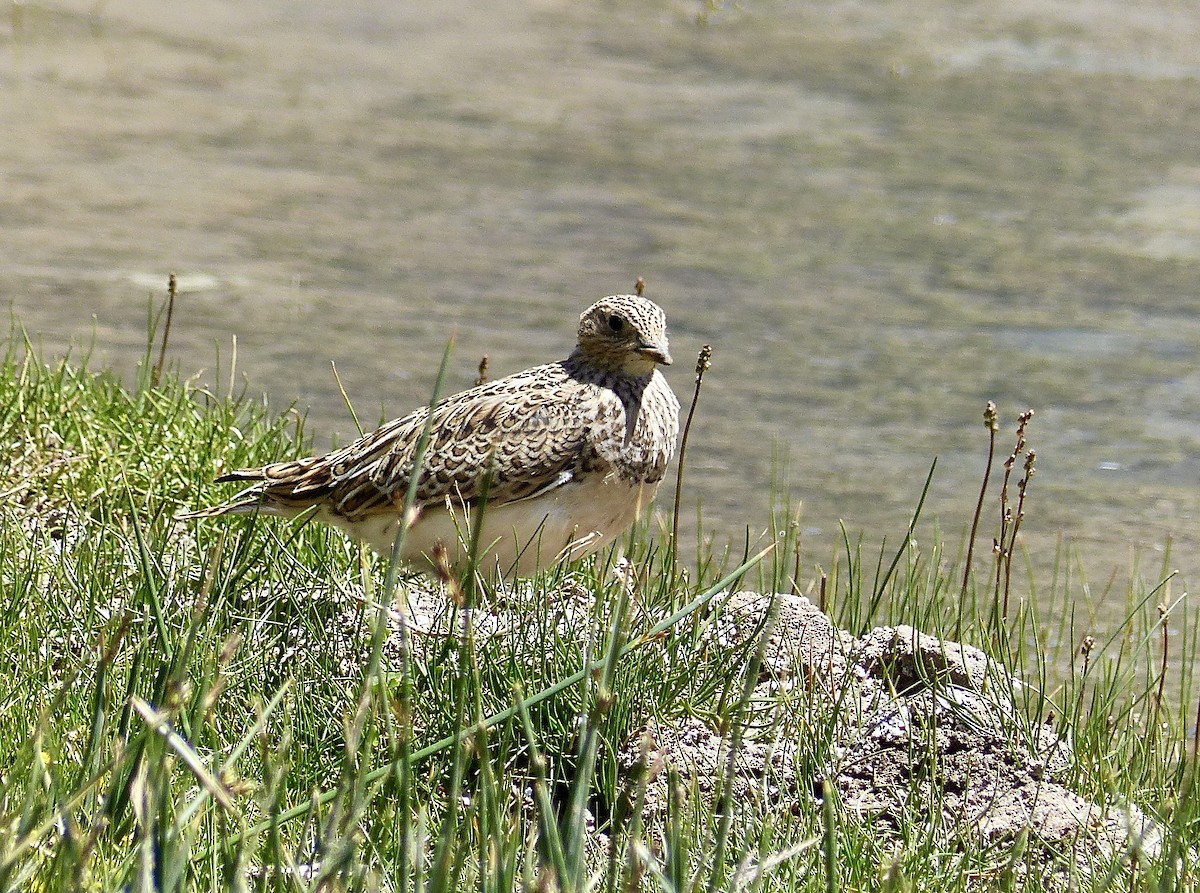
[0,301,1196,890]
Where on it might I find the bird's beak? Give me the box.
[637,340,673,366]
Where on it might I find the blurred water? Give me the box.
[3,1,1199,661]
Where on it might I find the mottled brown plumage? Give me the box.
[180,295,680,578]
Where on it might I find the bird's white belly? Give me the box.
[327,473,659,579]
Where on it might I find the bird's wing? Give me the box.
[251,370,624,521]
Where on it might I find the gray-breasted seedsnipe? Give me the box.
[180,295,681,579]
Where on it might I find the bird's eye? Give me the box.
[607,314,625,333]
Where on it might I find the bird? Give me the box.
[179,295,681,580]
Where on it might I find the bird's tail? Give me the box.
[214,467,269,484]
[176,467,284,520]
[175,495,273,520]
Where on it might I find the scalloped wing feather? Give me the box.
[236,366,624,523]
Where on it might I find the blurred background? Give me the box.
[3,1,1199,627]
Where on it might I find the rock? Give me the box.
[855,623,991,691]
[617,715,800,819]
[620,591,1171,887]
[704,590,856,685]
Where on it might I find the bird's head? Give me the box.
[575,295,673,375]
